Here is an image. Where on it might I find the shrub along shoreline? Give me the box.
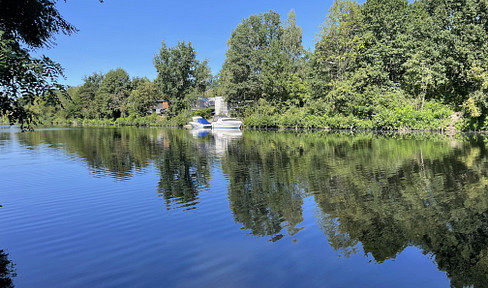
[16,100,475,133]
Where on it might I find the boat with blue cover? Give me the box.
[189,116,212,129]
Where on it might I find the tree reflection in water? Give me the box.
[155,129,212,210]
[11,127,488,287]
[307,133,488,288]
[15,127,213,210]
[222,131,488,287]
[16,127,164,180]
[0,250,15,288]
[222,132,305,240]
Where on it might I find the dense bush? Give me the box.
[243,98,452,131]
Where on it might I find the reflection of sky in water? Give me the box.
[0,127,486,288]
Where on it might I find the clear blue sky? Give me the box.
[36,0,334,86]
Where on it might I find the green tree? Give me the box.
[127,79,160,117]
[193,59,212,95]
[311,0,368,115]
[221,10,308,110]
[66,72,104,119]
[0,31,65,129]
[428,0,488,124]
[281,10,310,106]
[220,11,283,107]
[361,0,410,84]
[283,10,305,67]
[153,41,208,116]
[93,68,131,119]
[313,0,363,84]
[0,0,77,49]
[401,1,446,110]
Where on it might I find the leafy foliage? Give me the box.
[127,79,160,117]
[93,68,131,119]
[0,0,104,129]
[153,41,210,117]
[0,31,65,129]
[0,0,77,48]
[220,10,309,111]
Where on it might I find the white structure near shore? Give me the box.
[194,96,230,116]
[213,97,229,116]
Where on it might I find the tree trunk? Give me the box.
[420,88,426,111]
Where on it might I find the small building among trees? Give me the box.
[193,96,229,116]
[151,100,169,115]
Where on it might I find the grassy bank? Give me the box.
[14,100,484,132]
[37,111,192,128]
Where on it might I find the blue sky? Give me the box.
[36,0,334,86]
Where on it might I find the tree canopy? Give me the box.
[153,41,211,116]
[220,10,308,111]
[0,0,91,129]
[0,0,77,48]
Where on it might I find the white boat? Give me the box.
[189,116,212,129]
[211,115,243,129]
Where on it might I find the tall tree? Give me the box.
[311,0,364,108]
[282,10,305,69]
[266,10,309,106]
[313,0,363,84]
[422,0,488,123]
[153,41,208,116]
[220,11,283,107]
[67,72,104,119]
[401,1,446,110]
[193,59,212,95]
[93,68,131,119]
[310,0,372,116]
[221,10,308,109]
[361,0,410,84]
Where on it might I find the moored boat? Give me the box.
[211,115,243,129]
[189,116,212,129]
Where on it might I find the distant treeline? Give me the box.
[15,0,488,130]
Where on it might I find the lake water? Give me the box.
[1,126,487,287]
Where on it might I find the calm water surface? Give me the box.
[1,126,487,287]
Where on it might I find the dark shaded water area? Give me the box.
[1,126,488,287]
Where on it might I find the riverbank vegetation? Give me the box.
[2,0,488,130]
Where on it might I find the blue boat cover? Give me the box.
[197,118,211,124]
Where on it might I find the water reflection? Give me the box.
[308,134,488,288]
[9,127,488,287]
[156,129,212,210]
[222,132,305,240]
[212,130,243,156]
[190,129,243,156]
[0,130,11,144]
[222,131,488,287]
[16,128,164,179]
[0,250,16,288]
